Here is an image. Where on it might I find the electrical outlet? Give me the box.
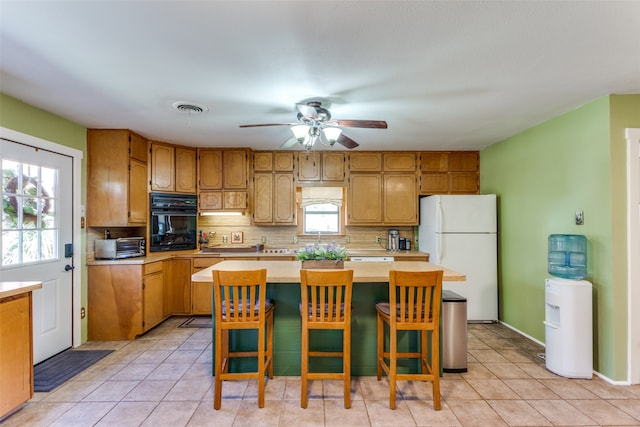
[575,210,584,225]
[261,236,267,244]
[222,235,228,243]
[376,236,381,244]
[80,307,86,319]
[346,235,350,243]
[293,236,298,244]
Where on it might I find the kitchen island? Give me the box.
[1,281,42,419]
[192,260,464,376]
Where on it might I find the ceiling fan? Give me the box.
[239,101,387,150]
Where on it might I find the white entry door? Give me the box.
[0,139,73,364]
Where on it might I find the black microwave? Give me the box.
[150,193,197,252]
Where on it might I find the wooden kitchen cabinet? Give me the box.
[88,262,165,340]
[191,258,223,315]
[347,174,383,225]
[87,129,148,226]
[349,152,382,172]
[253,172,296,225]
[297,152,345,182]
[198,148,249,212]
[163,258,191,316]
[0,293,33,418]
[151,143,196,194]
[382,173,418,225]
[383,152,416,172]
[419,151,479,194]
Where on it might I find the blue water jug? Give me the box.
[548,234,587,279]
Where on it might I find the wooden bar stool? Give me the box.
[212,269,274,410]
[375,269,443,410]
[299,269,354,409]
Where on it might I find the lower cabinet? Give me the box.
[0,293,33,418]
[88,262,165,340]
[191,258,223,315]
[163,259,191,316]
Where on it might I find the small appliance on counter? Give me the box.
[387,229,399,251]
[95,237,146,260]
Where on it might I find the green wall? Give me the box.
[480,94,640,381]
[0,93,89,341]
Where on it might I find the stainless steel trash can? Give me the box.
[442,290,467,373]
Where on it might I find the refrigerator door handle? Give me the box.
[437,200,443,261]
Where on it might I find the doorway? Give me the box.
[0,128,83,363]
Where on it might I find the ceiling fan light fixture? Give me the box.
[291,124,310,143]
[322,126,342,144]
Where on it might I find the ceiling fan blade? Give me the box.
[280,136,298,148]
[332,119,388,129]
[336,134,359,149]
[239,123,294,128]
[295,103,319,118]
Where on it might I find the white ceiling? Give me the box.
[1,1,639,152]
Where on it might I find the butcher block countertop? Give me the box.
[191,260,465,283]
[0,281,43,299]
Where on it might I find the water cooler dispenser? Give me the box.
[544,234,592,378]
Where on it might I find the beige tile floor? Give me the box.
[3,318,640,426]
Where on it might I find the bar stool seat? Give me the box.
[299,269,354,409]
[212,269,274,410]
[376,269,443,410]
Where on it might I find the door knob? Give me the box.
[65,264,75,271]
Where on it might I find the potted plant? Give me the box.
[297,242,347,269]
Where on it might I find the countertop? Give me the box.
[87,249,429,265]
[191,260,464,283]
[0,281,43,299]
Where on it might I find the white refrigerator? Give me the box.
[418,194,498,322]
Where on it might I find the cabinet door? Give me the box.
[151,143,175,192]
[129,159,148,224]
[420,173,450,194]
[274,173,295,224]
[322,152,345,181]
[383,153,416,171]
[143,270,164,332]
[223,191,247,210]
[223,149,248,189]
[449,152,478,171]
[175,147,197,194]
[129,132,148,163]
[0,294,32,418]
[420,152,449,172]
[347,174,382,225]
[450,172,479,193]
[198,149,223,190]
[297,152,320,181]
[253,173,274,224]
[383,173,418,225]
[163,259,191,315]
[253,152,273,172]
[192,282,213,315]
[199,191,223,211]
[274,152,295,171]
[349,152,382,172]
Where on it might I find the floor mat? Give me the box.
[179,316,212,328]
[34,349,113,392]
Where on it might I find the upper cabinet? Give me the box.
[150,142,197,194]
[419,151,479,194]
[252,151,296,225]
[197,148,249,212]
[297,152,345,183]
[87,129,148,226]
[347,152,418,226]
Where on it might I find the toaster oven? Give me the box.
[95,237,146,260]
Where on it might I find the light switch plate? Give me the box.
[575,210,584,225]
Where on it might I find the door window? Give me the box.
[2,159,58,266]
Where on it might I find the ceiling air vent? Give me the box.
[171,101,208,114]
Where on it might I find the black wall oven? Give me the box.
[150,193,197,252]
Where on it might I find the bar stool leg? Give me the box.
[376,312,384,380]
[344,327,351,408]
[389,328,397,410]
[300,326,309,408]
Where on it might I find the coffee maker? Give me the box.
[388,229,399,251]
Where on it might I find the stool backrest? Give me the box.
[388,270,443,331]
[212,269,268,324]
[300,269,354,325]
